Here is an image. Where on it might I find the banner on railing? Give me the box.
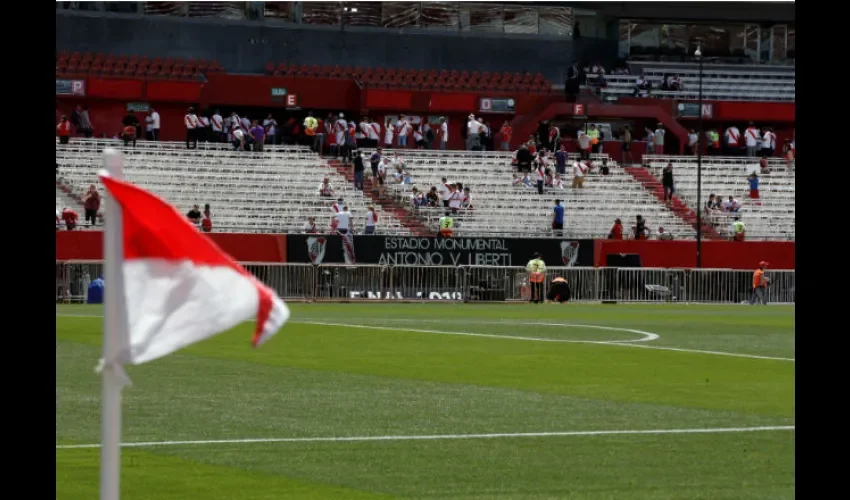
[287,235,595,267]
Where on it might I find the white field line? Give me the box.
[56,425,794,450]
[298,321,795,362]
[56,314,794,362]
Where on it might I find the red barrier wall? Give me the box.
[594,240,794,270]
[56,231,288,263]
[201,74,360,110]
[57,232,793,269]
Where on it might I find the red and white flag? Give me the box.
[98,172,290,365]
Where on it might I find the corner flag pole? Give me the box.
[100,148,130,500]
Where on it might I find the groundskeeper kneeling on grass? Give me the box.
[546,276,571,303]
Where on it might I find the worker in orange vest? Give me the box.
[749,261,770,305]
[526,252,547,304]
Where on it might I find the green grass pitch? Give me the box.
[56,303,794,499]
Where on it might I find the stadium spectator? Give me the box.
[481,120,493,152]
[723,195,741,212]
[461,187,474,210]
[56,209,61,231]
[564,62,580,102]
[687,129,699,155]
[384,118,395,148]
[608,218,624,239]
[83,185,100,226]
[74,105,93,138]
[264,114,278,145]
[183,107,199,149]
[547,123,561,152]
[669,74,682,91]
[515,144,534,172]
[426,186,439,207]
[745,122,760,157]
[375,159,387,197]
[466,115,483,151]
[370,147,382,179]
[413,123,425,149]
[653,124,666,155]
[500,120,513,151]
[438,177,452,208]
[121,124,137,148]
[760,127,772,157]
[621,125,633,163]
[707,128,720,155]
[150,107,161,141]
[144,114,154,141]
[552,199,564,236]
[633,215,647,240]
[783,139,795,171]
[352,151,365,191]
[759,155,771,174]
[657,226,673,240]
[725,124,741,156]
[571,160,587,189]
[513,172,533,189]
[211,110,223,143]
[318,177,334,197]
[302,216,318,234]
[57,115,72,144]
[186,204,201,225]
[662,162,675,204]
[449,183,464,213]
[704,193,717,214]
[248,120,265,152]
[197,113,211,142]
[396,115,412,149]
[437,117,448,150]
[644,127,655,154]
[334,205,352,235]
[599,158,610,176]
[577,131,591,160]
[748,173,761,202]
[534,162,546,194]
[231,127,246,151]
[527,137,537,154]
[364,205,378,234]
[410,187,427,208]
[201,204,213,233]
[634,72,651,96]
[61,207,78,230]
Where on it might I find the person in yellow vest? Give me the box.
[303,112,318,150]
[707,129,720,155]
[587,124,600,154]
[731,217,746,242]
[526,252,547,303]
[438,211,454,238]
[749,261,770,305]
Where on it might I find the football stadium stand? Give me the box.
[643,155,795,241]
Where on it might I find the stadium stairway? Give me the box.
[623,166,722,240]
[56,178,103,222]
[327,159,431,237]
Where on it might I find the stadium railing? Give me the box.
[57,261,794,305]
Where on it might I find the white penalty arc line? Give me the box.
[56,425,794,450]
[297,321,794,362]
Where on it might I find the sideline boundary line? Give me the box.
[56,425,794,450]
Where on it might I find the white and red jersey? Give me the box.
[240,117,251,133]
[331,201,343,213]
[553,177,565,190]
[438,183,452,202]
[573,161,588,177]
[368,122,381,141]
[745,126,759,148]
[318,182,333,196]
[198,116,210,128]
[211,114,224,132]
[358,121,371,140]
[302,221,318,233]
[397,120,412,137]
[535,165,546,182]
[448,189,463,209]
[726,126,740,146]
[413,127,423,142]
[184,113,198,129]
[334,118,347,143]
[461,192,473,208]
[383,126,394,145]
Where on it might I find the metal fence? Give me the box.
[56,261,794,305]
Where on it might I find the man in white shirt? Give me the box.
[571,161,587,189]
[150,107,161,141]
[687,128,699,155]
[365,205,378,234]
[359,118,374,148]
[144,114,153,141]
[466,114,482,151]
[534,164,546,194]
[318,177,334,197]
[231,127,246,151]
[263,114,278,145]
[184,106,199,149]
[438,177,452,208]
[366,118,380,148]
[725,125,741,156]
[396,116,412,149]
[383,120,394,148]
[657,226,674,240]
[334,206,352,235]
[335,113,348,158]
[653,124,665,155]
[723,196,740,212]
[198,114,210,143]
[745,122,760,157]
[211,110,224,143]
[302,216,318,234]
[439,118,448,150]
[762,127,775,157]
